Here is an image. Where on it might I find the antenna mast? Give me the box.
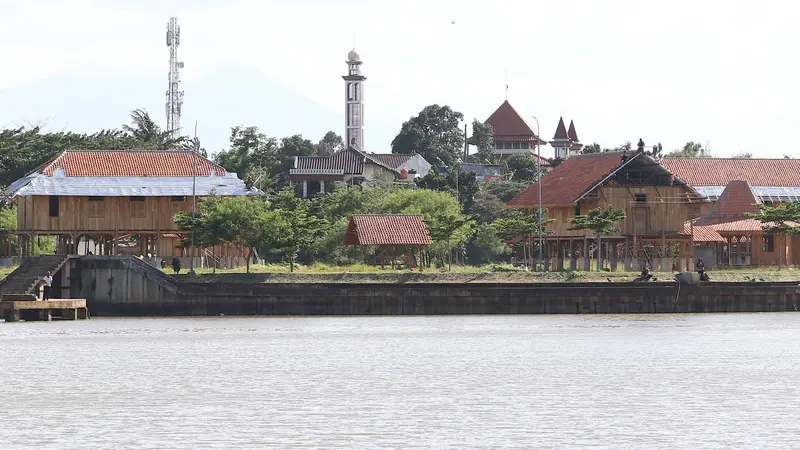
[165,17,185,139]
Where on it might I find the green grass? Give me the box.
[0,265,17,281]
[165,263,800,284]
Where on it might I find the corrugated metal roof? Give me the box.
[661,158,800,187]
[343,214,432,245]
[6,173,256,197]
[696,185,800,202]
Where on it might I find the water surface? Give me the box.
[1,314,798,449]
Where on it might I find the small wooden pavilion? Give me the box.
[343,214,432,269]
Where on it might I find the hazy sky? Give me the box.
[1,0,797,158]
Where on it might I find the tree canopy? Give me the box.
[391,104,465,166]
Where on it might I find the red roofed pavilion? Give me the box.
[344,214,432,269]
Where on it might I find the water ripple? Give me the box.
[1,314,799,449]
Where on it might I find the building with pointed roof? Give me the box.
[484,100,550,168]
[507,150,709,272]
[549,116,582,160]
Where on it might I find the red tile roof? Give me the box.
[694,180,761,226]
[35,150,226,177]
[567,120,579,142]
[507,151,632,207]
[485,100,540,141]
[553,117,568,140]
[344,214,433,246]
[661,158,800,186]
[684,222,726,243]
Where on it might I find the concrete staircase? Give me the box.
[0,255,70,297]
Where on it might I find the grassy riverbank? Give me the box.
[168,263,800,284]
[2,263,799,284]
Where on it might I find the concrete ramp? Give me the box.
[70,256,182,315]
[0,255,70,297]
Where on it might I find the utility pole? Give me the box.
[188,121,198,276]
[531,115,543,271]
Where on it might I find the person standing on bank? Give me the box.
[41,271,53,301]
[696,258,705,280]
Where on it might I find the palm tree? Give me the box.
[122,108,186,150]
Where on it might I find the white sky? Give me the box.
[1,0,797,158]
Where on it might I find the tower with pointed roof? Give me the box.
[567,120,583,155]
[343,48,366,151]
[549,116,582,159]
[484,100,549,167]
[550,117,570,159]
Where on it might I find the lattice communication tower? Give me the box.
[165,17,185,139]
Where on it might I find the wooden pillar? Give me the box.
[624,237,631,271]
[555,239,563,272]
[583,238,590,271]
[610,241,618,272]
[596,236,603,272]
[569,239,577,271]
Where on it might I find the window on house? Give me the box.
[521,142,530,149]
[88,196,105,218]
[48,196,59,217]
[171,196,186,202]
[512,142,521,149]
[634,193,647,202]
[762,234,775,253]
[130,196,146,218]
[575,202,581,216]
[495,142,503,150]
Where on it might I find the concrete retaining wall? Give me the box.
[69,257,800,316]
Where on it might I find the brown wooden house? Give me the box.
[507,150,710,271]
[4,150,259,268]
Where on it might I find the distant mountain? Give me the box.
[0,67,355,155]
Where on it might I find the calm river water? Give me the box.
[1,314,799,449]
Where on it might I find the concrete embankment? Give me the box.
[66,256,800,316]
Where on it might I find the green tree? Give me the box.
[470,119,496,164]
[122,108,185,150]
[174,196,282,273]
[466,224,511,265]
[482,179,528,203]
[493,209,555,270]
[568,205,626,271]
[582,143,602,154]
[391,104,465,166]
[665,141,710,158]
[214,126,280,192]
[505,153,544,182]
[381,188,473,260]
[733,152,753,159]
[428,212,474,270]
[747,202,800,235]
[414,166,479,213]
[270,189,327,272]
[316,131,345,156]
